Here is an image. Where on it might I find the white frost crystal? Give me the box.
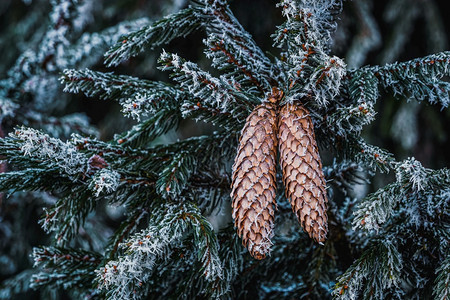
[14,127,88,175]
[89,169,121,197]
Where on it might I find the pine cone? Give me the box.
[231,102,278,259]
[278,103,328,243]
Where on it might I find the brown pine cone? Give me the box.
[278,103,328,243]
[231,102,278,259]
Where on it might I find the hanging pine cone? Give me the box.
[230,102,278,259]
[278,103,328,243]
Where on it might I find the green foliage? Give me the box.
[31,246,101,290]
[433,255,450,300]
[334,239,403,299]
[104,7,202,67]
[0,0,449,299]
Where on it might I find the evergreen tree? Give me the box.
[0,0,449,299]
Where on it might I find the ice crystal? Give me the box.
[13,127,88,175]
[89,169,121,197]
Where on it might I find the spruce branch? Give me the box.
[354,158,450,232]
[304,242,338,297]
[106,208,149,259]
[352,182,400,233]
[351,138,395,173]
[96,202,223,300]
[153,133,234,198]
[378,0,420,65]
[274,0,346,106]
[0,128,132,244]
[65,18,151,68]
[434,255,450,300]
[2,0,450,298]
[345,0,381,69]
[326,71,379,137]
[156,150,196,197]
[363,51,450,107]
[0,97,19,120]
[0,128,121,196]
[104,8,202,67]
[199,0,275,91]
[35,0,93,72]
[41,188,98,244]
[276,0,341,47]
[186,168,231,214]
[159,51,252,129]
[0,169,65,193]
[31,246,102,290]
[61,69,181,120]
[0,3,147,126]
[325,101,376,138]
[114,108,182,148]
[333,239,403,299]
[22,112,98,138]
[0,127,90,176]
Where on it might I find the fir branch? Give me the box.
[371,51,450,107]
[274,0,346,106]
[333,239,403,299]
[352,138,395,173]
[114,108,182,148]
[0,127,89,177]
[154,133,234,198]
[326,71,379,137]
[198,0,275,91]
[96,202,223,299]
[31,246,102,290]
[159,51,252,130]
[433,255,450,300]
[106,208,149,259]
[65,18,151,68]
[104,8,202,67]
[61,69,181,120]
[354,158,450,232]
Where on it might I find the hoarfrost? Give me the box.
[89,169,121,197]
